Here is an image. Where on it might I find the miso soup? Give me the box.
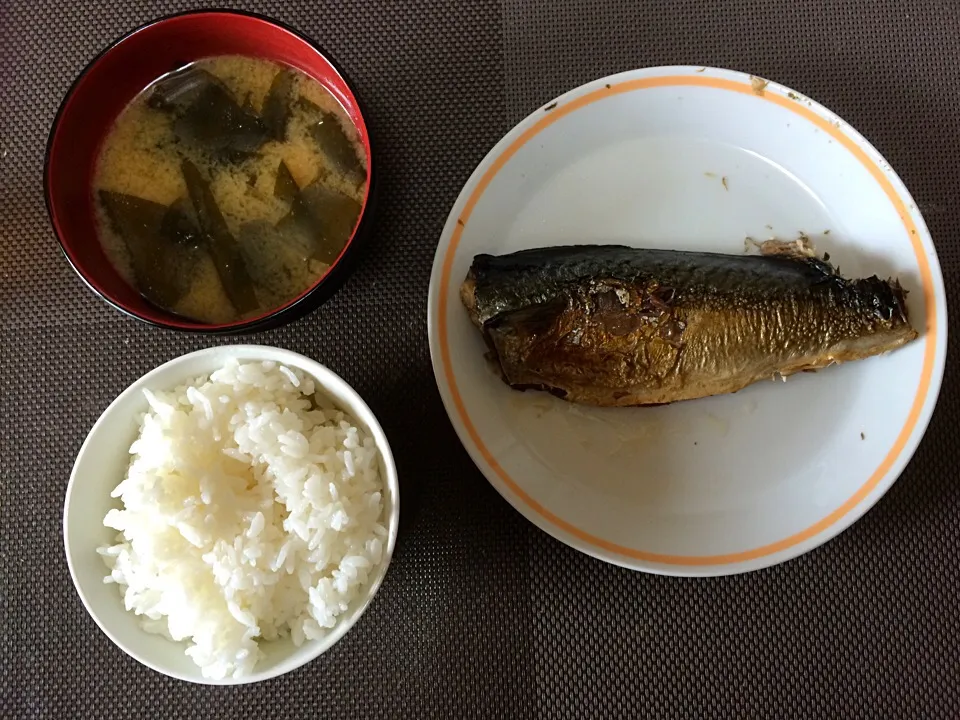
[94,55,367,324]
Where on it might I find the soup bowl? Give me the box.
[45,10,377,333]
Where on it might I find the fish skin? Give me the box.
[460,244,919,406]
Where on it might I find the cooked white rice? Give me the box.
[97,358,386,679]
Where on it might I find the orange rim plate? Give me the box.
[427,66,947,575]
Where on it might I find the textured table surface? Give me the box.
[2,1,959,718]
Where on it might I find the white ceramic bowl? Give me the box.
[63,345,400,684]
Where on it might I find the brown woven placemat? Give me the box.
[2,1,958,718]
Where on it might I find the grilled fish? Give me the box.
[460,243,918,406]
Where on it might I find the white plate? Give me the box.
[427,66,947,576]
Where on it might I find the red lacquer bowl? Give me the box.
[45,10,377,333]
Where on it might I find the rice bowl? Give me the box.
[63,346,399,684]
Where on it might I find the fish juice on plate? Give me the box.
[93,55,367,324]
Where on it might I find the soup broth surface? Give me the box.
[94,55,368,324]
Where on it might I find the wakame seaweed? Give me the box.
[98,190,198,308]
[298,97,364,182]
[181,159,259,314]
[273,161,360,264]
[261,69,296,141]
[150,66,269,161]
